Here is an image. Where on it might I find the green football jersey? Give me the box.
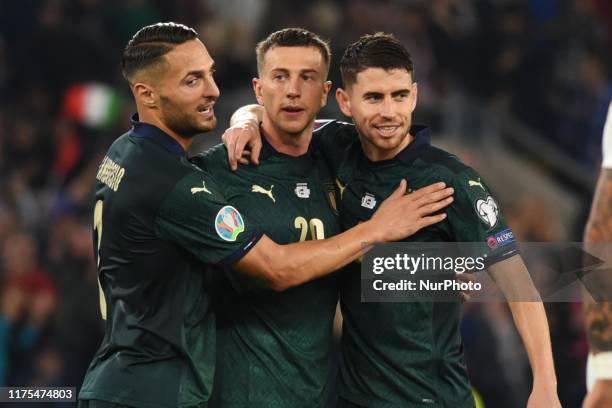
[316,120,518,408]
[193,133,343,408]
[79,117,261,408]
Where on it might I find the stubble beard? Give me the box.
[160,97,217,138]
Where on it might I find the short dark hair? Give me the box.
[121,22,198,84]
[255,28,331,76]
[340,32,414,88]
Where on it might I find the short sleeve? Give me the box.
[447,167,519,265]
[602,101,612,169]
[155,171,262,266]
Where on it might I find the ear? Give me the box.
[409,82,418,113]
[320,80,332,107]
[335,88,352,118]
[253,77,264,105]
[133,82,157,108]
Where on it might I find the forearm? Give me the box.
[230,104,264,126]
[237,220,381,291]
[508,301,557,383]
[276,221,380,288]
[236,180,452,291]
[488,256,556,382]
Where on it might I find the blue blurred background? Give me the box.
[0,0,610,406]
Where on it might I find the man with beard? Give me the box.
[226,32,560,408]
[79,24,453,408]
[193,28,454,407]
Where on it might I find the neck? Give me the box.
[261,115,313,156]
[361,132,414,162]
[138,109,190,151]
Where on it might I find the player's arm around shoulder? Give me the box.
[222,102,358,170]
[235,180,454,291]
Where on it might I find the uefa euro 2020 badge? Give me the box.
[215,206,245,241]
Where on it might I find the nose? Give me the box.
[204,76,220,100]
[380,97,395,118]
[286,76,301,99]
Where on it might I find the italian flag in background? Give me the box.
[63,83,124,128]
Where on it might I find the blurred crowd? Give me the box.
[0,0,609,407]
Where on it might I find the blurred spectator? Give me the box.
[0,232,57,385]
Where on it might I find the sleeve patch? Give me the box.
[486,228,516,249]
[474,195,499,230]
[215,205,245,242]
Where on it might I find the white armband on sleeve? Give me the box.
[587,352,612,390]
[603,102,612,169]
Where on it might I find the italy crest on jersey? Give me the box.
[215,205,245,241]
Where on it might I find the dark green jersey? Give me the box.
[193,133,342,408]
[316,120,518,408]
[79,118,261,408]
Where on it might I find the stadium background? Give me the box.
[0,0,610,406]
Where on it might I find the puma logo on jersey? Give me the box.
[468,178,485,191]
[191,181,212,195]
[252,184,275,202]
[336,178,347,199]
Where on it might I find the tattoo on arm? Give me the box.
[584,169,612,353]
[586,300,612,353]
[584,169,612,243]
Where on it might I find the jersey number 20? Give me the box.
[294,216,325,241]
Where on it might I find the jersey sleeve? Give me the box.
[189,148,271,292]
[446,167,519,266]
[313,119,358,174]
[155,171,262,267]
[602,101,612,169]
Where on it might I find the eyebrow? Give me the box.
[391,88,411,96]
[270,68,319,75]
[363,91,383,99]
[363,89,411,98]
[183,63,216,80]
[184,71,204,79]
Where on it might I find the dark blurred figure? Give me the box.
[0,232,57,385]
[46,213,103,390]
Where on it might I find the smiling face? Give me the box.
[336,67,417,161]
[253,46,331,138]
